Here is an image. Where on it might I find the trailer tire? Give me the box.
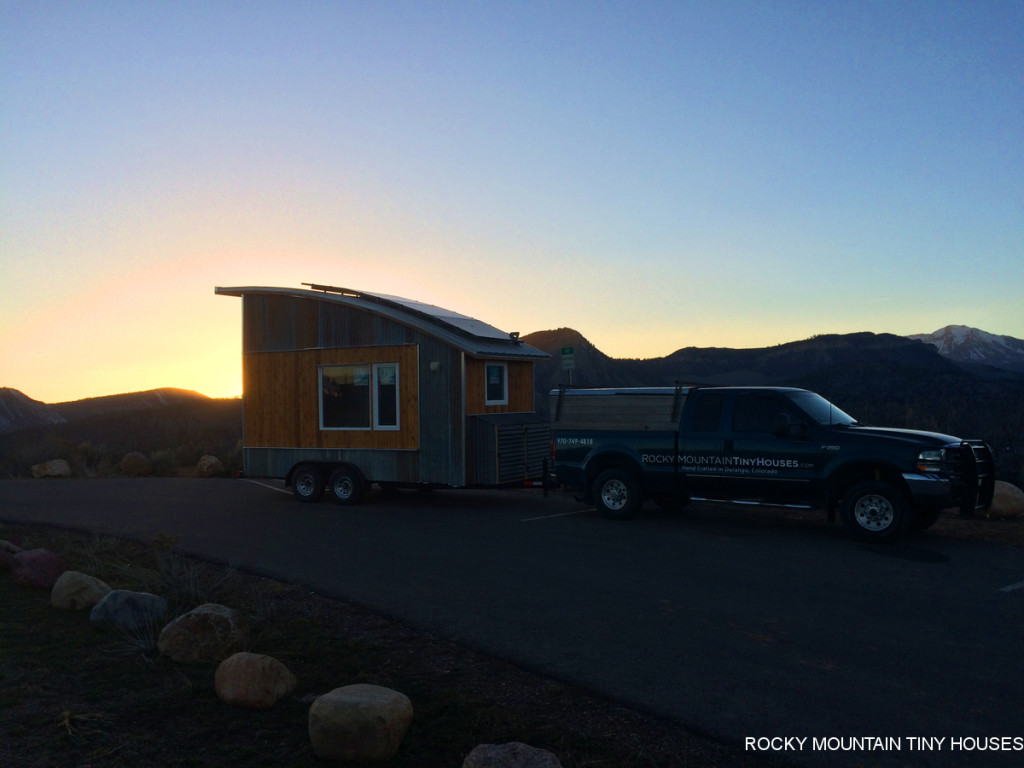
[593,468,643,520]
[292,464,324,503]
[840,480,909,541]
[329,465,364,505]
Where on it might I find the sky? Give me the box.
[2,1,1021,403]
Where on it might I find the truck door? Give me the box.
[725,392,822,503]
[676,390,728,499]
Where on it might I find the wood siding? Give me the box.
[465,358,535,415]
[243,345,420,450]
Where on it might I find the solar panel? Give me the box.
[302,283,512,340]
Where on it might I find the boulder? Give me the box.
[90,590,168,640]
[11,548,69,589]
[463,742,564,768]
[308,684,413,762]
[51,570,112,610]
[990,481,1024,518]
[195,455,224,478]
[157,603,250,664]
[31,459,71,478]
[215,652,298,709]
[119,451,153,476]
[0,540,23,572]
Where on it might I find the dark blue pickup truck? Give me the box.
[550,386,995,540]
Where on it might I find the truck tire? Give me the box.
[840,480,909,541]
[292,464,324,503]
[329,465,364,505]
[593,468,643,520]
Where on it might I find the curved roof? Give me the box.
[215,283,549,361]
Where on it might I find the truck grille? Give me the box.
[945,440,996,514]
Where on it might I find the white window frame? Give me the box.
[484,362,508,406]
[319,363,400,431]
[372,362,400,431]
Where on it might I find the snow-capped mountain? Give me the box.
[909,325,1024,373]
[0,388,67,434]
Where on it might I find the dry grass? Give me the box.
[1,524,787,768]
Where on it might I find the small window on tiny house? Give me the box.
[485,362,508,405]
[373,363,399,430]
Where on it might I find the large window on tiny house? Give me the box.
[484,362,508,406]
[320,363,400,430]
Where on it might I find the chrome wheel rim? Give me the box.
[601,479,628,511]
[853,494,894,530]
[333,477,354,500]
[295,473,317,497]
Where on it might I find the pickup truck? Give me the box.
[549,386,995,540]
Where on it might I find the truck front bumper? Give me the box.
[902,473,956,508]
[902,471,993,515]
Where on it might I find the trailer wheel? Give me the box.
[292,464,324,503]
[840,480,909,541]
[593,468,642,520]
[329,466,364,505]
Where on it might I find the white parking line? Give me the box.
[520,510,587,522]
[243,478,291,495]
[998,580,1024,593]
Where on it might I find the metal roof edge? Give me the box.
[215,285,549,360]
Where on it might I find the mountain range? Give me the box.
[907,325,1024,374]
[1,325,1022,482]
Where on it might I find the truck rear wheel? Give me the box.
[329,465,364,505]
[840,480,909,541]
[292,464,324,503]
[593,468,643,520]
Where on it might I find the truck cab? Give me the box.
[550,386,995,541]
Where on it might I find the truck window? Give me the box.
[691,392,724,431]
[732,394,789,433]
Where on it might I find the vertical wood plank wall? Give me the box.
[243,345,419,450]
[464,358,535,414]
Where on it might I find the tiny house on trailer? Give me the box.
[215,283,551,503]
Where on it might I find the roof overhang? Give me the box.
[215,284,549,361]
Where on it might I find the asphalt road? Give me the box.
[2,478,1022,768]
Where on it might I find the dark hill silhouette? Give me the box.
[1,329,1020,483]
[524,329,1023,483]
[0,390,242,478]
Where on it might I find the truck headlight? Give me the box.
[916,449,945,473]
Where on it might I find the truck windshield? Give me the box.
[786,391,858,426]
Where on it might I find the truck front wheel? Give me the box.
[592,468,643,520]
[840,480,909,541]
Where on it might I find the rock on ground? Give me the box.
[990,481,1024,518]
[90,590,168,642]
[51,570,112,610]
[215,652,298,709]
[463,742,564,768]
[195,455,224,477]
[0,539,24,572]
[308,684,413,762]
[11,548,69,589]
[31,459,71,478]
[157,603,250,664]
[119,451,153,476]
